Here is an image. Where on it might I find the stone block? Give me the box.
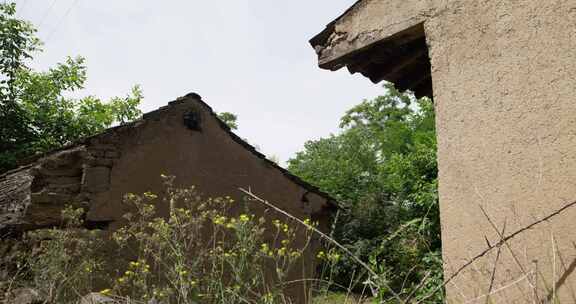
[50,176,82,185]
[30,191,73,204]
[82,167,111,193]
[85,157,113,167]
[104,151,120,158]
[46,183,81,194]
[25,204,66,227]
[35,165,82,177]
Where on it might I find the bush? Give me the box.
[9,176,320,304]
[7,172,444,303]
[17,206,104,303]
[288,83,444,303]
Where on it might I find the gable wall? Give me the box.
[82,98,330,303]
[0,97,332,302]
[85,99,329,226]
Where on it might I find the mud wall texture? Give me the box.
[428,1,576,303]
[312,0,576,302]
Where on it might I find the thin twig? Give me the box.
[239,187,406,304]
[486,219,506,301]
[404,271,431,303]
[552,233,557,303]
[463,271,533,304]
[545,240,576,302]
[416,199,576,304]
[479,206,535,303]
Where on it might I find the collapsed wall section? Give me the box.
[0,142,121,234]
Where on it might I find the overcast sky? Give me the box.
[16,0,383,165]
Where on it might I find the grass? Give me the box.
[312,292,377,304]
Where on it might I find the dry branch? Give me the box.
[239,187,406,304]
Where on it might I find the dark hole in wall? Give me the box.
[183,109,202,131]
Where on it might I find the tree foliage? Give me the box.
[0,3,142,173]
[217,112,238,130]
[288,83,442,302]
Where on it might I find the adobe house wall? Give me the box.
[311,1,576,302]
[0,95,333,303]
[85,98,329,227]
[86,96,331,303]
[428,2,576,302]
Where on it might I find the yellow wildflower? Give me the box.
[143,192,158,199]
[260,243,269,254]
[212,215,226,225]
[277,247,286,256]
[290,251,301,258]
[272,219,281,228]
[328,252,341,262]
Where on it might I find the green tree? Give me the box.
[0,2,142,173]
[0,2,41,171]
[288,83,442,302]
[217,112,238,130]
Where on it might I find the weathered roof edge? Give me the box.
[308,1,433,99]
[2,93,339,209]
[309,0,363,50]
